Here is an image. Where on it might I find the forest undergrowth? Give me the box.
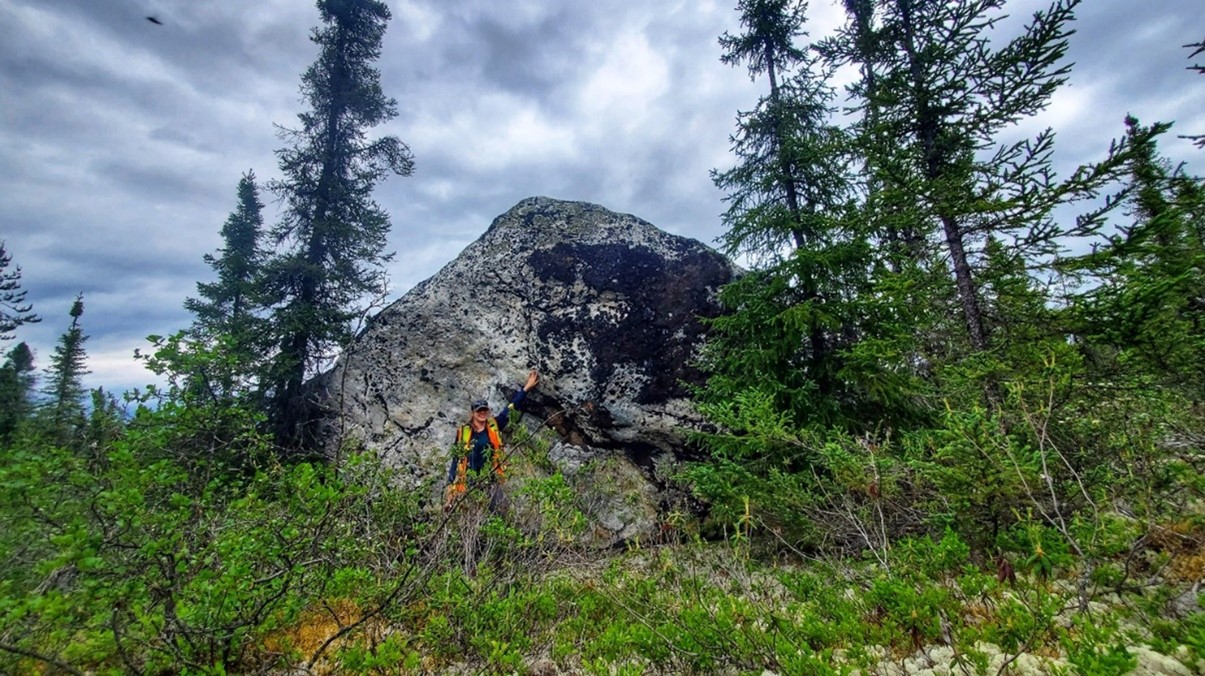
[1,392,1201,675]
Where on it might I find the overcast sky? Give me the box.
[1,0,1202,397]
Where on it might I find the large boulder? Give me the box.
[313,197,736,542]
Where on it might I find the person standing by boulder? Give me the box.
[444,369,540,510]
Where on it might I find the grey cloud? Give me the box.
[89,156,228,207]
[5,0,307,97]
[471,10,583,98]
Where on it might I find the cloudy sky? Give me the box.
[1,0,1202,397]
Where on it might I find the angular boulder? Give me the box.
[314,197,736,541]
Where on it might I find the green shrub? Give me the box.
[1062,614,1137,675]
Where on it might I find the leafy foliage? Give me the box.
[131,332,273,476]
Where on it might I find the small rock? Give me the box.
[1129,645,1195,676]
[1168,587,1200,619]
[527,657,558,676]
[925,646,956,675]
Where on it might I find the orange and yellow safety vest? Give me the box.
[446,417,507,499]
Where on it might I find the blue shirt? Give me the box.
[447,388,527,482]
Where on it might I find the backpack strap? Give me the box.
[486,418,503,448]
[486,418,507,481]
[445,428,473,502]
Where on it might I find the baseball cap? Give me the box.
[471,399,489,411]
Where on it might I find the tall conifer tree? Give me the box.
[185,170,268,395]
[0,341,35,443]
[1185,37,1204,148]
[187,171,265,339]
[42,294,89,444]
[828,0,1145,405]
[1065,117,1205,399]
[705,0,867,426]
[0,241,40,340]
[264,0,413,448]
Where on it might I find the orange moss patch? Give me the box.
[1168,552,1205,583]
[1033,644,1063,660]
[962,600,997,627]
[259,598,389,671]
[1148,521,1205,583]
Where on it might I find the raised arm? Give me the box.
[496,369,539,430]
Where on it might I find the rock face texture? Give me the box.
[314,197,736,542]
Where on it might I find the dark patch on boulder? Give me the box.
[528,242,729,403]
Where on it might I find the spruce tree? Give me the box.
[1065,117,1205,400]
[705,0,868,426]
[42,294,90,444]
[1185,37,1204,148]
[0,241,40,340]
[187,170,265,339]
[185,170,268,396]
[0,341,35,444]
[828,0,1144,405]
[263,0,413,448]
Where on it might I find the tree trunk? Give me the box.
[940,214,989,352]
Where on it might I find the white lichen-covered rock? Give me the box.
[312,197,736,540]
[1130,645,1195,676]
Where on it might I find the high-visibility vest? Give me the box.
[446,418,506,499]
[458,417,503,457]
